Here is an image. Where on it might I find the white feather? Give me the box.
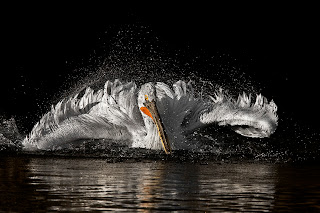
[23,80,278,150]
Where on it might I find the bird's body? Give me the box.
[22,80,278,152]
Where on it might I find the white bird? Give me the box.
[22,80,278,153]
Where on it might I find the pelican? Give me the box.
[22,80,278,153]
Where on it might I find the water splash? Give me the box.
[3,25,318,162]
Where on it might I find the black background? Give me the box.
[1,3,319,133]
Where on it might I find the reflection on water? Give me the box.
[0,156,320,212]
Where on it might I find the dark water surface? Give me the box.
[1,156,320,212]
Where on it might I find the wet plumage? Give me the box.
[22,80,278,151]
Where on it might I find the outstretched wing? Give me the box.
[22,80,144,150]
[163,81,279,138]
[150,80,278,139]
[198,90,278,138]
